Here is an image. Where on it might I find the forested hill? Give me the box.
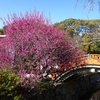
[54,18,100,54]
[54,18,100,37]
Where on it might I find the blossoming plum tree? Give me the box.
[0,8,84,91]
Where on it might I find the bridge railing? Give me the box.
[50,54,100,80]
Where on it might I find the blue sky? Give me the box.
[0,0,100,28]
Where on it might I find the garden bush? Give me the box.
[0,66,23,100]
[0,8,84,92]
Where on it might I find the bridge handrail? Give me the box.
[50,54,100,80]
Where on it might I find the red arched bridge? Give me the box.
[50,54,100,83]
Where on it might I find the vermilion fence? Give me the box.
[50,54,100,80]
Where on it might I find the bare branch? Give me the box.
[75,0,100,14]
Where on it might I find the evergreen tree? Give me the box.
[81,33,98,54]
[0,28,4,35]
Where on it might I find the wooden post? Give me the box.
[69,62,72,69]
[75,58,77,66]
[58,62,61,75]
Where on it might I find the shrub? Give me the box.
[0,66,23,100]
[0,8,84,91]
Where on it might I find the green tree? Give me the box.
[73,35,82,46]
[81,33,98,54]
[54,19,100,53]
[54,18,100,38]
[0,28,4,35]
[95,41,100,54]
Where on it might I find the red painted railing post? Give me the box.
[55,74,56,79]
[75,58,77,66]
[50,68,54,80]
[92,55,94,59]
[50,68,53,73]
[83,61,85,65]
[69,62,72,69]
[58,62,61,75]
